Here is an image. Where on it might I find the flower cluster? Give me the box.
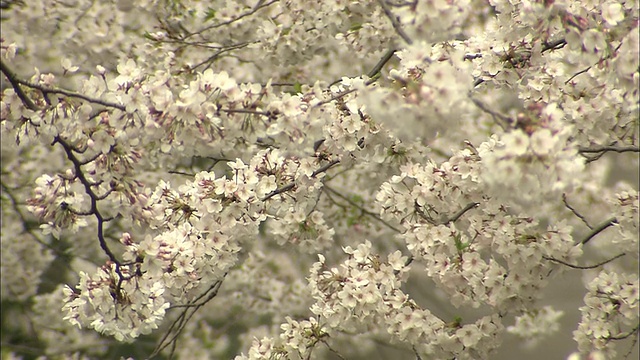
[574,270,639,358]
[478,107,586,211]
[507,306,565,348]
[62,262,170,342]
[376,149,582,312]
[27,174,88,238]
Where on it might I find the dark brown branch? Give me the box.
[581,217,618,245]
[261,182,295,201]
[578,145,639,154]
[445,202,479,224]
[565,66,591,84]
[468,95,511,130]
[323,185,402,233]
[315,88,358,107]
[16,79,126,111]
[566,42,622,85]
[189,42,253,70]
[52,136,129,291]
[563,193,592,229]
[311,159,340,177]
[261,159,340,201]
[543,253,625,269]
[150,279,224,359]
[464,53,483,61]
[221,108,271,116]
[0,59,38,110]
[542,38,567,52]
[182,0,277,40]
[415,202,479,225]
[413,346,423,360]
[368,48,398,79]
[377,0,413,45]
[606,324,640,341]
[1,63,125,112]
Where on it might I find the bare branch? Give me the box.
[606,323,640,341]
[377,0,413,45]
[182,0,278,40]
[323,185,402,233]
[542,38,567,52]
[543,252,625,269]
[415,201,479,226]
[563,193,593,229]
[150,280,224,359]
[581,217,618,245]
[0,59,38,110]
[17,78,126,111]
[578,145,639,154]
[189,42,253,70]
[1,63,125,111]
[468,95,511,130]
[564,66,591,84]
[368,47,398,79]
[445,202,480,224]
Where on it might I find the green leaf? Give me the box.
[204,8,216,21]
[293,81,302,94]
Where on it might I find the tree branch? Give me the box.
[606,323,640,341]
[182,0,277,40]
[17,78,126,111]
[0,59,38,110]
[563,193,593,229]
[542,38,567,52]
[150,279,224,359]
[415,202,479,226]
[468,95,511,130]
[578,145,639,154]
[445,202,480,224]
[367,47,398,79]
[543,252,625,269]
[580,217,618,245]
[323,185,402,233]
[260,159,340,201]
[377,0,413,45]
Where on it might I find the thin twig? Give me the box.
[377,0,413,45]
[444,202,479,224]
[189,42,253,70]
[221,108,271,116]
[149,280,224,359]
[322,340,346,360]
[413,346,423,360]
[606,323,640,341]
[562,193,592,229]
[323,185,402,233]
[182,0,277,40]
[468,95,511,130]
[54,137,119,265]
[543,252,625,269]
[19,78,125,111]
[565,66,591,84]
[415,202,479,226]
[260,159,340,201]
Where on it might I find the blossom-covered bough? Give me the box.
[1,0,638,359]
